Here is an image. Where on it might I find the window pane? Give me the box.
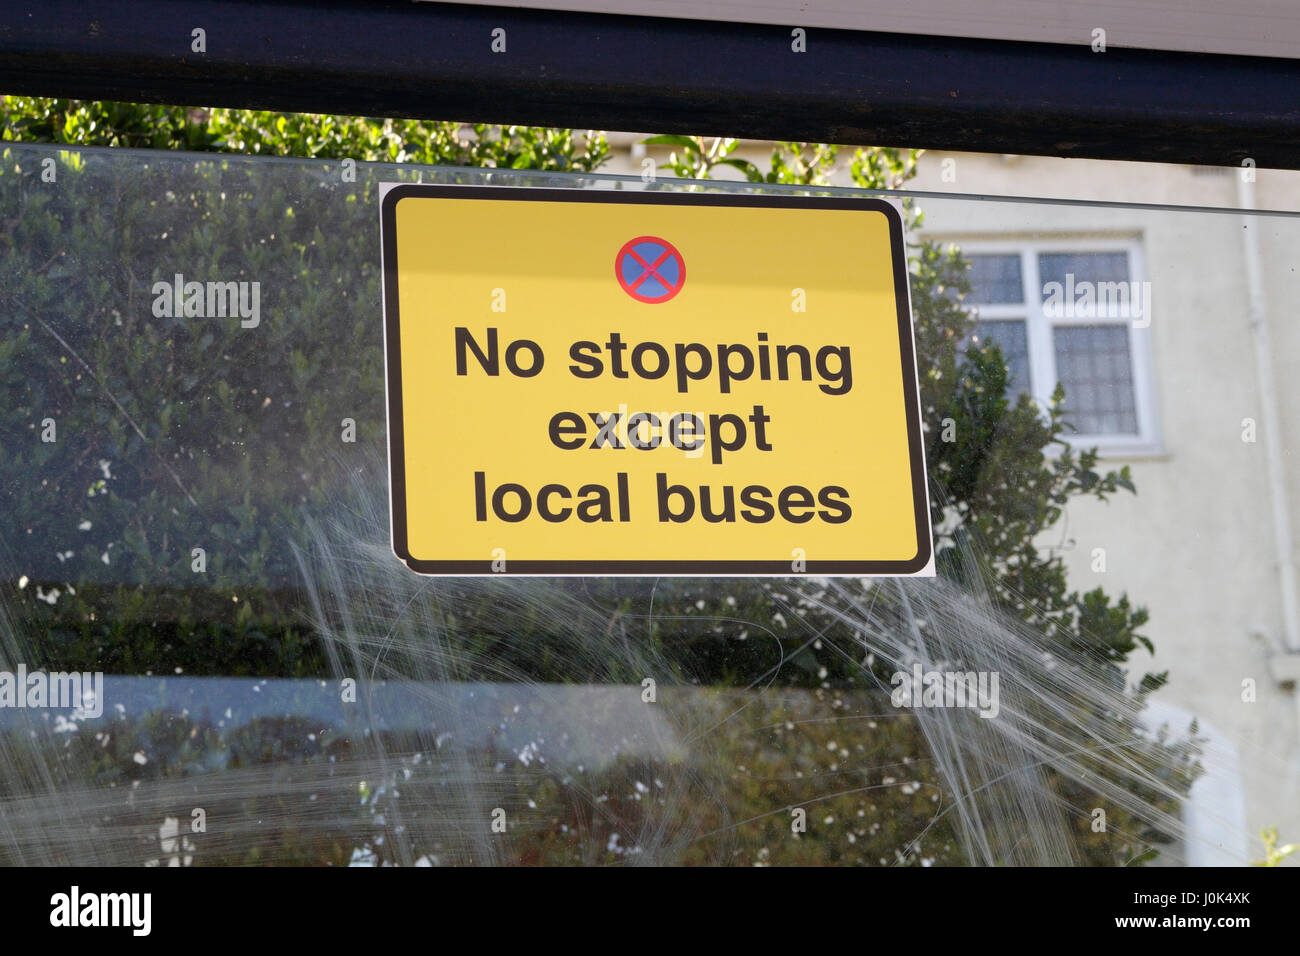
[1039,252,1147,322]
[1037,251,1129,288]
[969,319,1031,397]
[1053,325,1139,434]
[966,253,1023,304]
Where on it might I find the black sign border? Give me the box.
[381,183,932,576]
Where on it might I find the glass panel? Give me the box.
[1053,324,1139,434]
[1,141,1295,869]
[966,252,1024,304]
[1037,251,1129,288]
[1038,251,1134,320]
[969,319,1031,397]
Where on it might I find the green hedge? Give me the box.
[0,103,1198,865]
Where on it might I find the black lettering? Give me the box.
[589,412,624,449]
[606,332,629,378]
[699,485,736,523]
[778,485,816,523]
[504,338,544,377]
[776,344,811,382]
[474,470,487,521]
[668,413,704,451]
[740,484,774,523]
[656,473,694,522]
[549,411,586,450]
[537,484,572,522]
[817,345,853,395]
[674,343,712,393]
[492,483,531,522]
[569,341,603,378]
[708,413,746,465]
[749,405,773,451]
[818,485,852,523]
[627,412,662,450]
[455,327,497,376]
[576,484,613,522]
[631,342,669,379]
[716,344,754,394]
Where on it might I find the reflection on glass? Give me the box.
[1054,325,1139,435]
[1037,251,1129,291]
[971,319,1031,398]
[0,142,1283,868]
[966,253,1024,304]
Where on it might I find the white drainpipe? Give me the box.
[1238,173,1300,654]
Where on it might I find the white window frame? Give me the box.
[955,237,1162,458]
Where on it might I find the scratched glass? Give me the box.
[0,143,1290,866]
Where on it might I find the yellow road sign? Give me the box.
[380,184,932,575]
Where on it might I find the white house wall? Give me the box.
[600,141,1300,860]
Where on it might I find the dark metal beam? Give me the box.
[1,0,1298,169]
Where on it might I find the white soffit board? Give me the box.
[420,1,1300,61]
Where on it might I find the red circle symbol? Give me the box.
[615,236,685,304]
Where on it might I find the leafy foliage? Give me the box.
[645,135,916,189]
[0,103,1196,865]
[1253,827,1297,867]
[1,97,610,171]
